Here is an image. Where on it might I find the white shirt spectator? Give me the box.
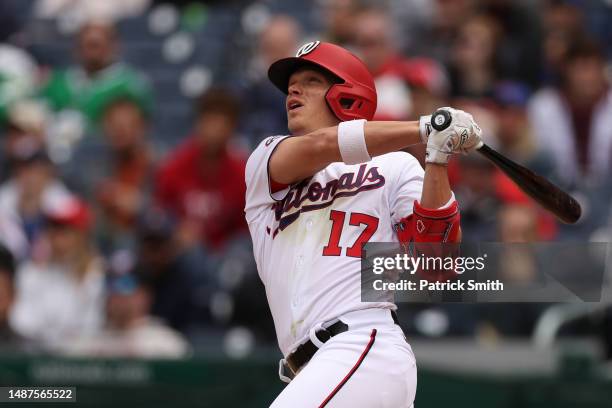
[62,317,191,359]
[9,258,105,350]
[528,87,612,185]
[0,179,72,219]
[0,209,28,261]
[0,178,73,257]
[0,45,37,113]
[35,0,150,22]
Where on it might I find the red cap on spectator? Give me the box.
[399,58,448,96]
[494,171,558,240]
[44,197,92,231]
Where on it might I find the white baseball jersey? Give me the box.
[245,135,424,356]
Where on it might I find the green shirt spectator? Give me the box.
[39,20,152,126]
[40,61,152,124]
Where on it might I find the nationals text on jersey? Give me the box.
[272,164,386,233]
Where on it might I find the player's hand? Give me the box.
[424,107,483,165]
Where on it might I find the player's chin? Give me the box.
[287,115,306,135]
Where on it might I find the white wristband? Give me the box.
[337,119,370,165]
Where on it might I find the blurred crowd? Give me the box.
[0,0,611,359]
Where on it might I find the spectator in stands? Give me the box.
[492,82,555,178]
[403,59,449,120]
[0,244,23,352]
[451,154,499,241]
[58,97,156,256]
[243,15,301,146]
[253,15,301,79]
[0,145,72,251]
[541,2,585,85]
[66,270,191,358]
[0,100,48,181]
[39,20,152,128]
[353,7,450,120]
[398,58,450,165]
[34,0,150,21]
[133,209,211,333]
[478,0,542,88]
[9,198,105,350]
[156,88,247,252]
[448,14,500,99]
[0,208,28,263]
[0,45,37,127]
[404,0,476,64]
[353,7,412,121]
[353,7,448,163]
[528,38,612,187]
[476,204,549,337]
[321,0,363,47]
[498,204,539,244]
[0,1,30,42]
[91,99,155,254]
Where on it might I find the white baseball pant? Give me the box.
[270,308,417,408]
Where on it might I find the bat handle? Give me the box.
[431,109,452,131]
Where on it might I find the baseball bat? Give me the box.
[430,109,582,224]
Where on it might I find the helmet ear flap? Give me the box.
[326,83,377,121]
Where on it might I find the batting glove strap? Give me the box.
[418,115,432,143]
[425,144,453,165]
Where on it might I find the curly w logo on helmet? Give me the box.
[295,41,320,57]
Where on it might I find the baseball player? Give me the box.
[244,41,482,407]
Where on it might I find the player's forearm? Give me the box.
[317,121,422,160]
[363,121,422,156]
[420,163,452,209]
[270,121,422,184]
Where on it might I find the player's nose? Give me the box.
[288,81,303,95]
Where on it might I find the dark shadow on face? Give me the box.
[77,22,117,74]
[102,100,147,152]
[106,287,151,330]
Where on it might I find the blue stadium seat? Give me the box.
[121,41,163,68]
[150,103,193,147]
[116,15,153,43]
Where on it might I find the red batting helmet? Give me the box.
[268,41,377,121]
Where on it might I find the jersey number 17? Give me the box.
[322,210,379,258]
